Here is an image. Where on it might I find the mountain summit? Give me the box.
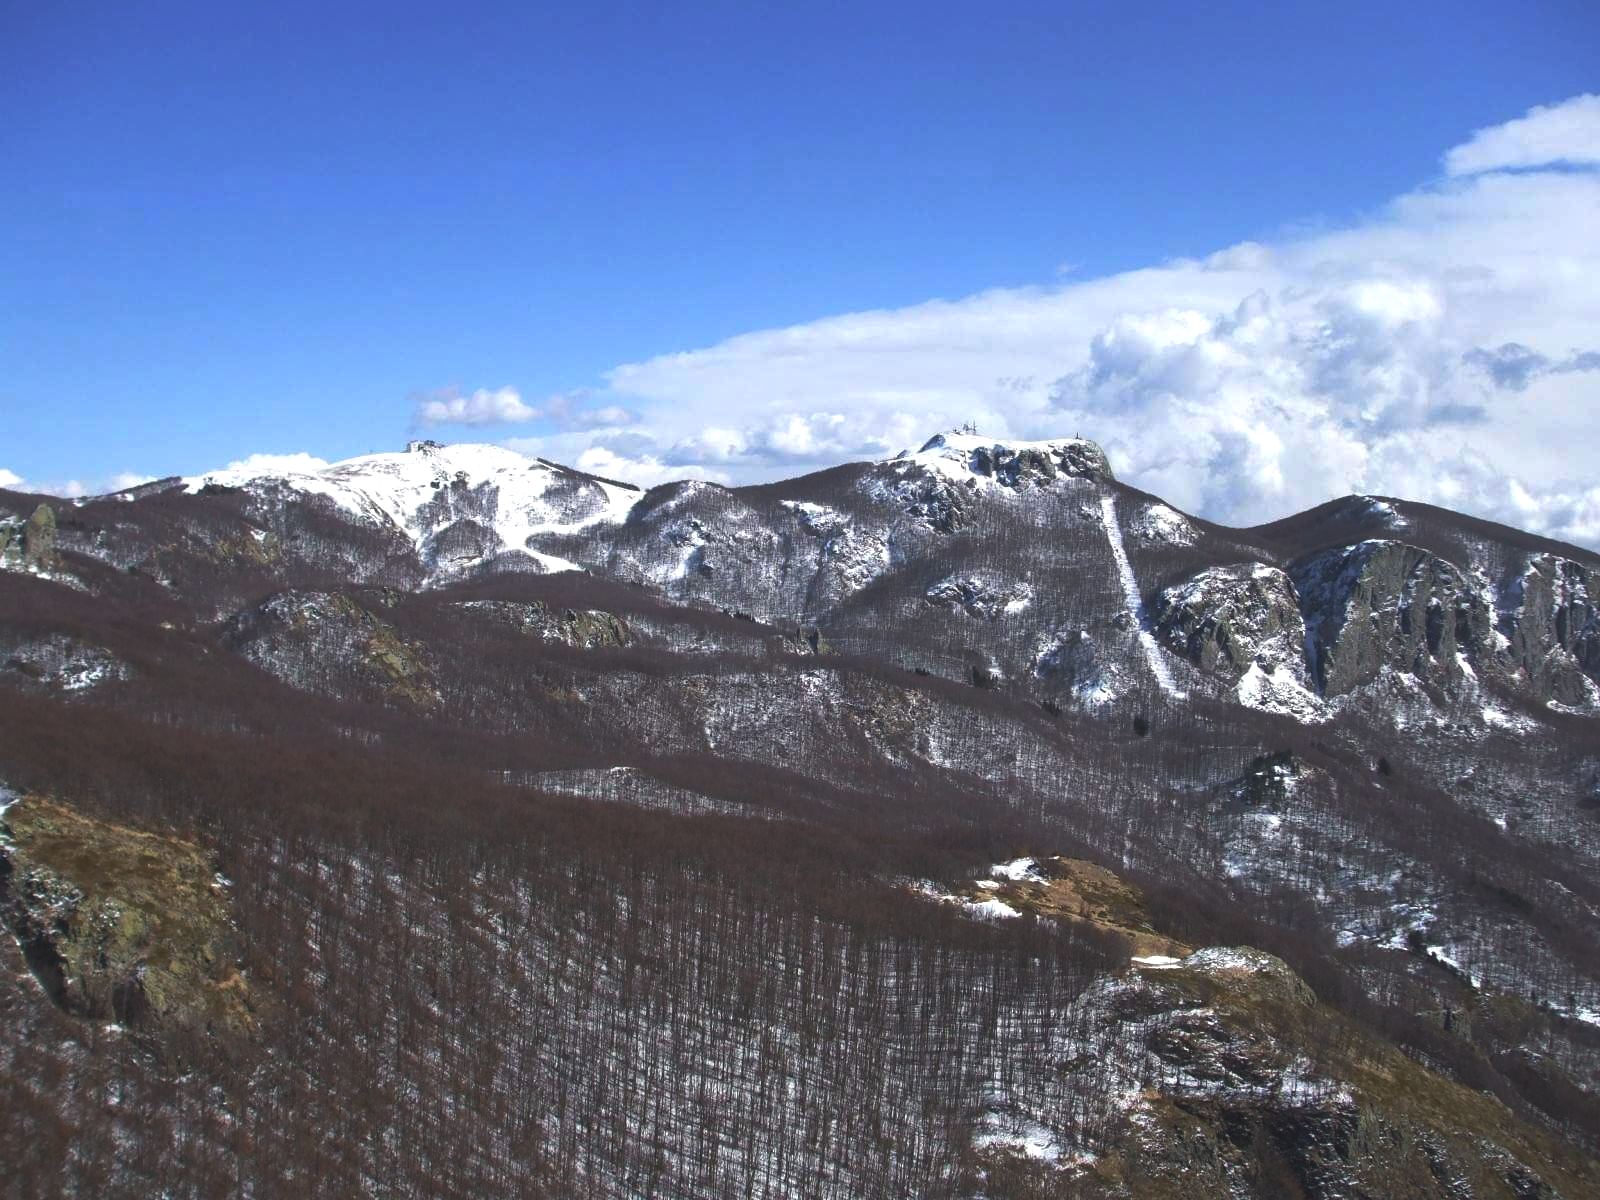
[2,435,1598,1198]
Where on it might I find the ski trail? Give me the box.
[1099,493,1185,698]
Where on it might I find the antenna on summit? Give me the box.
[957,420,979,436]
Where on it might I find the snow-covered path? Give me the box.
[1099,493,1185,698]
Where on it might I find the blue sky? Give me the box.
[3,2,1599,540]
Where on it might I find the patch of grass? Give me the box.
[2,795,258,1036]
[971,857,1191,957]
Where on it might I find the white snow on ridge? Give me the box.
[1098,494,1185,699]
[973,1113,1067,1164]
[910,881,1022,921]
[1345,495,1407,529]
[186,441,640,575]
[1130,502,1196,546]
[780,499,847,535]
[991,857,1044,882]
[1236,662,1327,723]
[1131,955,1182,970]
[891,431,1102,486]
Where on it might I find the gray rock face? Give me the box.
[1501,553,1600,705]
[23,504,57,569]
[862,435,1113,534]
[913,432,1114,488]
[1153,563,1306,682]
[0,504,57,571]
[923,573,1032,620]
[227,591,439,707]
[1289,540,1600,705]
[453,599,633,649]
[1292,541,1491,697]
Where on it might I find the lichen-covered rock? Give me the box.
[0,503,58,572]
[1154,563,1308,683]
[0,794,255,1035]
[453,599,632,649]
[1292,541,1491,697]
[22,503,57,569]
[227,590,439,706]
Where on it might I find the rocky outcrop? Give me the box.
[924,573,1032,619]
[0,632,128,692]
[1288,541,1599,706]
[1292,541,1491,697]
[1034,629,1113,704]
[954,436,1113,487]
[976,946,1598,1199]
[0,503,58,571]
[864,434,1114,533]
[1228,750,1304,809]
[455,599,633,649]
[1154,563,1308,684]
[227,591,439,706]
[0,794,255,1035]
[1500,553,1599,705]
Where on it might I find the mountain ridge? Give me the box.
[3,429,1599,1197]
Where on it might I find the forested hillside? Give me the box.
[3,432,1598,1198]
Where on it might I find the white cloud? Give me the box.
[217,452,332,477]
[416,386,539,426]
[106,471,157,492]
[1445,93,1600,176]
[570,405,637,429]
[6,469,160,499]
[415,386,642,432]
[573,446,724,489]
[532,95,1600,548]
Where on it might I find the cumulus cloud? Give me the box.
[217,452,332,477]
[415,385,641,433]
[521,94,1600,548]
[2,469,159,499]
[416,386,539,426]
[1444,93,1600,176]
[572,445,724,489]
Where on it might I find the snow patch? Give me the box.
[185,441,639,579]
[973,1113,1067,1163]
[1131,955,1183,970]
[911,881,1022,921]
[1236,662,1327,723]
[1099,494,1185,698]
[991,857,1044,882]
[781,499,847,536]
[1130,502,1196,546]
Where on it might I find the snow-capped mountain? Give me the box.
[41,429,1600,724]
[4,432,1600,1199]
[185,439,641,576]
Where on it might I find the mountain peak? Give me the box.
[894,430,1114,485]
